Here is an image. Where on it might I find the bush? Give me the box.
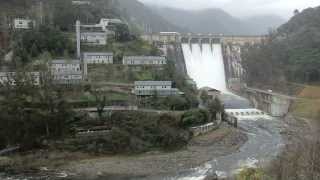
[82,111,192,153]
[180,109,210,128]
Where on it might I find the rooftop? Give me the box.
[123,56,166,60]
[81,32,107,35]
[52,71,83,75]
[135,81,172,86]
[83,52,113,56]
[51,60,81,64]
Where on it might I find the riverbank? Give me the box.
[57,124,247,179]
[0,123,247,180]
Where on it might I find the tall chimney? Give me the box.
[76,20,81,59]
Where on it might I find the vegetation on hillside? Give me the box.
[0,71,75,150]
[242,7,320,87]
[64,111,191,153]
[11,25,75,65]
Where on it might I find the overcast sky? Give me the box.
[138,0,320,19]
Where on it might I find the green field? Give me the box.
[87,64,165,84]
[292,85,320,120]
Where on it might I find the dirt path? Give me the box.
[61,124,247,179]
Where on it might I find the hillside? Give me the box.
[149,6,285,35]
[116,0,186,33]
[242,6,320,87]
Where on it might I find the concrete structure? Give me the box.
[141,32,181,44]
[51,60,82,85]
[141,32,264,46]
[0,72,40,86]
[123,56,167,65]
[76,20,81,58]
[80,32,107,45]
[244,87,294,117]
[14,18,35,29]
[51,60,81,73]
[83,52,113,64]
[72,0,91,5]
[80,18,124,32]
[190,122,217,136]
[225,108,271,121]
[134,81,183,96]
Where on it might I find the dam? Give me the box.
[182,43,227,91]
[140,33,285,179]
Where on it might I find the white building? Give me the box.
[52,71,83,85]
[98,18,124,31]
[80,32,107,45]
[123,56,167,65]
[83,52,113,64]
[51,60,82,85]
[0,72,40,86]
[51,60,81,73]
[80,18,124,33]
[14,18,35,29]
[134,81,183,96]
[72,1,91,5]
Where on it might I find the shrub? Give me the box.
[180,109,210,128]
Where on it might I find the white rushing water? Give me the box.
[182,43,227,92]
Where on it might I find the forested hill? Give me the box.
[242,6,320,88]
[0,0,185,33]
[116,0,186,33]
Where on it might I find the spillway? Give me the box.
[182,43,227,92]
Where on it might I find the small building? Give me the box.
[51,60,81,73]
[72,0,91,5]
[51,60,82,85]
[52,71,83,85]
[83,52,113,64]
[99,18,124,31]
[80,32,107,45]
[201,87,221,100]
[0,72,40,86]
[134,81,183,96]
[14,18,35,29]
[123,56,167,65]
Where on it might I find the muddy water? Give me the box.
[172,117,284,179]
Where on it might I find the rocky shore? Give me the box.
[61,124,247,179]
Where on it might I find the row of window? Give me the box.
[229,111,265,116]
[124,60,166,64]
[136,86,169,89]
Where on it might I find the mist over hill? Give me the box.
[148,6,285,35]
[116,0,187,33]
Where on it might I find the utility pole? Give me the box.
[76,20,81,59]
[39,0,44,25]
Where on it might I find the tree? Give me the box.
[180,109,209,128]
[0,70,74,149]
[92,89,107,120]
[207,98,224,121]
[200,90,210,106]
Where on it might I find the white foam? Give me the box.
[182,43,227,92]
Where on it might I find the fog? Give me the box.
[139,0,320,18]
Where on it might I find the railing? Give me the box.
[190,122,218,136]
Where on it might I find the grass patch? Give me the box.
[291,85,320,119]
[88,64,164,84]
[236,168,271,180]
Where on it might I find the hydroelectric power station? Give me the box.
[141,32,287,179]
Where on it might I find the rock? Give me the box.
[204,173,218,180]
[4,51,12,62]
